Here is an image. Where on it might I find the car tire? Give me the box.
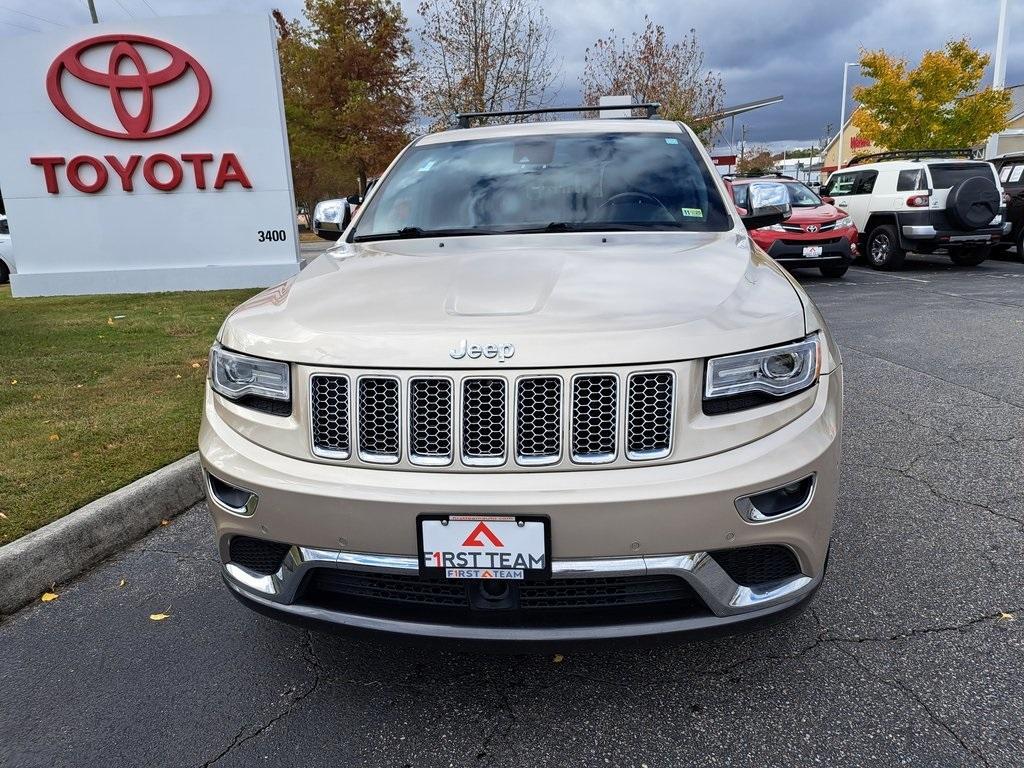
[819,263,849,278]
[866,225,905,270]
[949,246,989,267]
[0,260,9,285]
[1016,228,1024,261]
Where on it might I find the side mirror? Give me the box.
[311,198,349,241]
[741,182,792,230]
[820,195,835,205]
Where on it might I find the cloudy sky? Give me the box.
[1,0,1021,151]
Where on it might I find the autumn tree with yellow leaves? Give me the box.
[852,38,1011,150]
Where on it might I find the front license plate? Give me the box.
[418,514,550,580]
[802,245,823,257]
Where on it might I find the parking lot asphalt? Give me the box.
[4,254,1024,767]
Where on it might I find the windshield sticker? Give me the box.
[416,159,438,173]
[680,207,704,218]
[665,138,679,144]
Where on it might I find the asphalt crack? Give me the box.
[833,643,990,768]
[845,458,1024,533]
[199,629,324,767]
[841,344,1024,412]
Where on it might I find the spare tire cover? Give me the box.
[946,175,1000,230]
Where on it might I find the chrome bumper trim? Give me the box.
[901,223,1009,238]
[901,225,936,237]
[223,545,815,619]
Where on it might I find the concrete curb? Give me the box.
[0,453,204,615]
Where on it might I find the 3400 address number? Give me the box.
[257,229,288,242]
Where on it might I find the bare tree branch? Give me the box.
[416,0,558,128]
[580,18,724,141]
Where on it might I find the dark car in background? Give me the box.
[993,152,1024,257]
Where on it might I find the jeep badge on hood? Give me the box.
[449,340,516,363]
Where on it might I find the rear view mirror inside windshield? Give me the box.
[513,140,555,165]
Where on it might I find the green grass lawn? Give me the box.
[0,284,260,544]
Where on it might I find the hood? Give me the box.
[220,232,807,368]
[786,204,844,223]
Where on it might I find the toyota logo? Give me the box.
[46,34,212,140]
[806,224,819,233]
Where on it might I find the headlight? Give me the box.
[209,344,290,403]
[759,223,786,232]
[836,216,854,229]
[705,334,820,402]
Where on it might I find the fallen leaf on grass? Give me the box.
[41,592,59,603]
[191,362,200,369]
[149,612,171,621]
[10,379,16,385]
[48,434,60,442]
[0,512,7,520]
[107,317,114,326]
[174,374,182,380]
[552,654,564,663]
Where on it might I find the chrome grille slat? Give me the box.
[409,378,453,465]
[571,375,618,463]
[357,377,401,463]
[310,374,350,458]
[462,378,507,466]
[516,377,562,465]
[626,372,674,460]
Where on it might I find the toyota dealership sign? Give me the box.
[0,15,299,296]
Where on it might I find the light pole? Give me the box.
[837,62,860,170]
[986,0,1009,158]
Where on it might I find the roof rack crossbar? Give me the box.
[455,103,660,128]
[847,148,981,166]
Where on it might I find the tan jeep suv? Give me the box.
[200,109,843,644]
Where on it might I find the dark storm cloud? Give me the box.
[2,0,1020,149]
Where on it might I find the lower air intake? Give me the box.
[710,545,802,586]
[229,536,291,576]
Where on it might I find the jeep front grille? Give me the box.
[516,376,562,465]
[571,375,618,463]
[409,378,453,465]
[311,374,350,459]
[462,378,507,465]
[357,376,401,463]
[626,372,674,460]
[310,369,674,470]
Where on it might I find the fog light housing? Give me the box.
[735,474,815,522]
[206,473,259,517]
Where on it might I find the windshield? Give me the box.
[350,131,732,241]
[732,181,821,209]
[928,163,991,190]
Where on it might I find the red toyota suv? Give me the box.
[728,176,859,278]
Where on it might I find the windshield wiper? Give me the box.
[504,221,686,234]
[352,226,497,242]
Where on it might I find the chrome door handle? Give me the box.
[838,201,849,206]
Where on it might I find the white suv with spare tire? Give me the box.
[823,153,1008,270]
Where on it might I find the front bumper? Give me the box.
[200,370,842,642]
[765,236,855,267]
